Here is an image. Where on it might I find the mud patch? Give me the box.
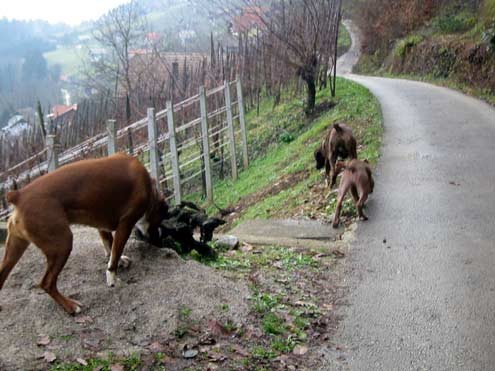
[0,226,249,369]
[219,170,310,229]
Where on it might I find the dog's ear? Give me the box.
[314,149,325,170]
[333,123,343,134]
[158,199,169,220]
[363,159,370,164]
[6,191,19,205]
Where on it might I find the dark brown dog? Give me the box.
[0,154,168,314]
[332,159,374,228]
[314,123,357,188]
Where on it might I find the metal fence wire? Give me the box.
[0,79,249,220]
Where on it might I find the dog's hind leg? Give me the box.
[37,228,82,315]
[106,220,135,287]
[98,230,113,257]
[350,185,359,204]
[0,232,29,291]
[99,230,131,268]
[332,184,350,229]
[357,193,369,221]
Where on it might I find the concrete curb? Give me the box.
[0,222,6,245]
[229,233,339,249]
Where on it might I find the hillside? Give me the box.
[351,0,495,103]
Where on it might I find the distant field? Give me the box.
[44,47,84,77]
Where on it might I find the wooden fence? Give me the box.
[0,79,248,220]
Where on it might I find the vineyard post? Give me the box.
[106,119,117,155]
[199,86,213,202]
[127,128,134,155]
[46,134,59,172]
[236,79,249,169]
[147,108,160,182]
[167,101,182,204]
[224,80,238,180]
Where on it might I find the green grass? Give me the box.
[205,246,319,273]
[431,10,477,34]
[197,77,382,224]
[50,353,142,371]
[44,47,84,77]
[394,34,424,58]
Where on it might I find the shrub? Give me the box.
[394,35,424,58]
[432,10,477,33]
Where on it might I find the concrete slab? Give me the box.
[229,219,342,248]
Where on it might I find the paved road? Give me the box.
[329,22,495,371]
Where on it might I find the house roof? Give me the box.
[51,104,77,119]
[232,6,266,33]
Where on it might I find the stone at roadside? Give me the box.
[215,235,239,250]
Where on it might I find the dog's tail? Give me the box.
[333,123,343,134]
[6,191,20,205]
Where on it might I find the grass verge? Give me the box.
[195,77,382,227]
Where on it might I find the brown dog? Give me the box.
[314,123,357,188]
[0,153,168,314]
[332,159,374,228]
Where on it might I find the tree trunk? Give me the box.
[305,76,316,115]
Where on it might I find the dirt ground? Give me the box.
[0,226,250,370]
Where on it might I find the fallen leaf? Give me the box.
[75,315,94,325]
[207,319,229,337]
[82,338,101,351]
[231,344,250,357]
[322,303,334,311]
[37,335,51,346]
[43,351,57,363]
[208,353,227,362]
[240,243,254,252]
[110,364,124,371]
[293,345,308,356]
[76,358,88,366]
[295,301,317,308]
[149,342,164,353]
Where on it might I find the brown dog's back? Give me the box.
[8,154,152,231]
[332,159,374,228]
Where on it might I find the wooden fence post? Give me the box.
[147,108,161,182]
[199,86,213,202]
[46,134,59,172]
[236,79,249,169]
[0,186,7,210]
[106,119,117,155]
[127,127,134,155]
[167,101,182,205]
[224,80,238,180]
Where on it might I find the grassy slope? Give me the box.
[199,77,382,225]
[356,1,495,105]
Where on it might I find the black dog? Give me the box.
[314,123,357,188]
[135,201,225,257]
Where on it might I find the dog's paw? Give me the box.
[119,255,132,269]
[106,270,116,287]
[66,298,83,315]
[360,215,369,221]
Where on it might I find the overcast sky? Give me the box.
[2,0,131,26]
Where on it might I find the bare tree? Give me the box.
[83,0,148,99]
[220,0,342,114]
